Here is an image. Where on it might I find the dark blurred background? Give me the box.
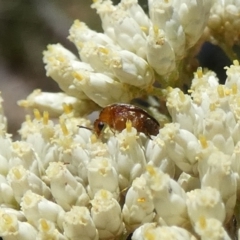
[0,0,230,137]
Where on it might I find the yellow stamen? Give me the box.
[233,59,239,66]
[197,67,203,78]
[217,85,224,98]
[98,47,109,54]
[43,111,49,125]
[72,72,83,81]
[63,103,73,114]
[137,198,146,203]
[199,135,208,149]
[232,83,237,95]
[33,109,41,120]
[146,165,156,176]
[126,120,132,132]
[60,120,69,136]
[209,103,216,111]
[199,216,206,229]
[100,190,108,199]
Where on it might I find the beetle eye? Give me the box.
[98,122,105,131]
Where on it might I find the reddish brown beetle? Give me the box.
[93,103,160,137]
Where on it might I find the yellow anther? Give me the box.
[232,83,238,95]
[100,190,108,199]
[126,119,132,132]
[199,216,207,229]
[43,111,49,125]
[33,109,42,120]
[233,59,239,66]
[98,47,109,54]
[72,72,83,81]
[60,119,69,136]
[199,135,208,149]
[146,165,156,176]
[209,103,216,111]
[63,103,73,114]
[137,198,146,203]
[196,67,203,78]
[40,219,50,231]
[217,85,224,98]
[91,134,98,143]
[2,214,13,225]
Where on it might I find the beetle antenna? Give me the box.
[77,125,93,131]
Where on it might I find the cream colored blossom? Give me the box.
[87,156,120,200]
[63,206,98,240]
[21,190,65,230]
[0,211,38,240]
[186,187,226,224]
[194,217,231,240]
[144,166,189,227]
[46,162,89,211]
[122,176,155,231]
[132,223,197,240]
[7,165,51,203]
[91,190,124,239]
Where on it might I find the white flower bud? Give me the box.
[72,70,134,107]
[149,0,186,59]
[87,157,119,200]
[80,42,154,89]
[18,89,98,118]
[21,190,65,230]
[147,26,176,76]
[225,60,240,89]
[167,88,200,133]
[63,206,98,240]
[160,123,200,175]
[46,162,89,211]
[122,176,155,231]
[91,0,117,41]
[186,187,226,224]
[202,109,235,155]
[7,165,51,203]
[144,166,189,227]
[109,125,146,190]
[145,137,175,177]
[0,213,37,240]
[199,151,237,221]
[132,223,197,240]
[91,190,124,239]
[173,0,213,48]
[177,172,200,192]
[10,141,43,176]
[37,218,67,240]
[0,182,16,207]
[109,49,154,88]
[120,0,151,32]
[194,217,231,240]
[69,19,117,48]
[43,43,93,99]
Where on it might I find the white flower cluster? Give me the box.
[27,0,214,113]
[207,0,240,48]
[2,0,240,239]
[2,62,240,238]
